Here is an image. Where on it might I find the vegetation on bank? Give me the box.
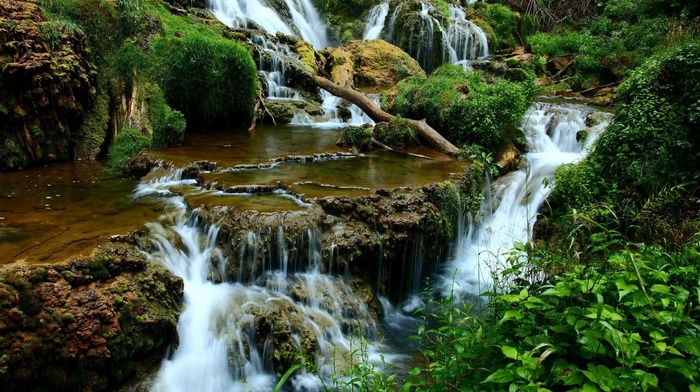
[18,0,258,173]
[390,64,536,154]
[309,2,700,391]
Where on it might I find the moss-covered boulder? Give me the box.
[0,240,183,391]
[0,0,98,170]
[324,39,425,88]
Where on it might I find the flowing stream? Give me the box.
[136,176,393,392]
[443,103,612,297]
[130,101,611,391]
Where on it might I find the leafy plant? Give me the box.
[393,64,535,154]
[105,127,151,174]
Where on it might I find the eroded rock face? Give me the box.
[0,0,97,170]
[0,240,183,391]
[324,39,426,88]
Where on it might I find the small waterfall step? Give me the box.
[443,101,613,297]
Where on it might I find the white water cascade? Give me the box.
[443,103,612,297]
[291,90,379,128]
[209,0,328,49]
[363,2,390,40]
[252,35,302,100]
[444,4,489,67]
[133,170,398,391]
[378,1,489,72]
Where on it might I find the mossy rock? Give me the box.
[0,240,183,391]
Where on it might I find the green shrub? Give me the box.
[394,64,535,153]
[151,35,258,127]
[149,87,186,148]
[105,127,151,174]
[481,3,519,49]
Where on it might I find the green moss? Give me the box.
[105,127,152,174]
[479,3,519,50]
[151,34,258,127]
[75,90,110,159]
[337,125,373,150]
[373,117,418,148]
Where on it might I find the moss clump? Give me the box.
[393,64,535,154]
[477,3,519,50]
[337,125,373,151]
[105,127,151,174]
[151,34,258,127]
[373,117,418,149]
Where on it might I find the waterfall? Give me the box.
[252,35,302,100]
[209,0,328,49]
[443,103,612,297]
[134,169,397,391]
[382,2,489,73]
[363,2,390,40]
[444,4,489,67]
[292,90,379,128]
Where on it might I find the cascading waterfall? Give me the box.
[135,169,396,391]
[444,4,489,66]
[252,35,301,100]
[291,90,379,128]
[363,2,390,40]
[381,1,489,72]
[209,0,328,49]
[443,103,612,297]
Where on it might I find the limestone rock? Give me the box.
[0,241,183,391]
[326,40,425,88]
[0,0,97,170]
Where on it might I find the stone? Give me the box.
[325,40,425,88]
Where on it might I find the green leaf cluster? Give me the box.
[393,64,536,154]
[404,237,700,391]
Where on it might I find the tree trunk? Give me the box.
[312,76,460,155]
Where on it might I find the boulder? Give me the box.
[0,241,183,391]
[326,40,425,88]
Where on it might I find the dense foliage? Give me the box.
[549,40,700,244]
[404,236,700,391]
[36,0,259,173]
[392,64,536,153]
[151,35,258,127]
[525,0,699,90]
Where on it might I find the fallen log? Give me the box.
[312,76,460,155]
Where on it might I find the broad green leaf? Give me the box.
[675,336,700,356]
[581,382,600,392]
[650,331,665,341]
[482,368,516,384]
[502,345,519,360]
[500,310,525,323]
[650,284,670,294]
